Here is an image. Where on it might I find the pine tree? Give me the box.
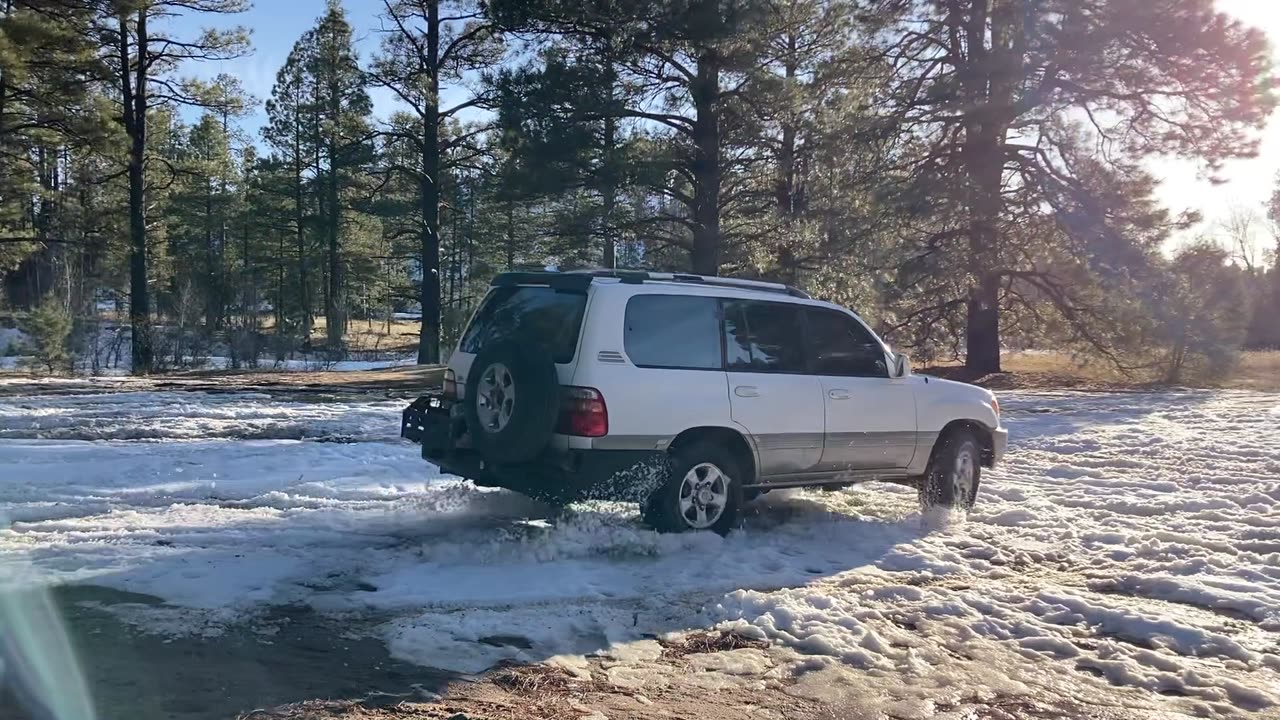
[370,0,503,363]
[0,0,109,278]
[491,0,770,276]
[96,0,250,374]
[305,0,373,350]
[744,0,889,290]
[23,293,73,372]
[867,0,1275,373]
[264,40,317,342]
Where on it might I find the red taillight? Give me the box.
[443,369,458,400]
[557,386,608,437]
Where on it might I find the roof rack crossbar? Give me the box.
[500,268,811,299]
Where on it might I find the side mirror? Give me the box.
[891,352,911,378]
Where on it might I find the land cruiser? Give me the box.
[402,270,1006,533]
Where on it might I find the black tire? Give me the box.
[919,428,982,511]
[643,441,744,535]
[464,340,560,464]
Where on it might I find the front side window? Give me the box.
[722,300,806,373]
[624,294,722,369]
[459,286,587,363]
[804,308,888,378]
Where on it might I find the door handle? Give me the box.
[734,385,760,398]
[828,389,851,400]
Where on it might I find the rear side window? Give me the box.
[624,295,722,370]
[723,300,806,373]
[460,286,587,363]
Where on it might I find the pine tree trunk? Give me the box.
[275,230,285,345]
[965,124,1003,374]
[124,11,152,375]
[960,1,1016,376]
[774,41,798,285]
[205,189,217,329]
[417,0,441,365]
[601,110,617,270]
[600,36,618,269]
[689,50,721,276]
[326,164,344,349]
[505,200,515,270]
[294,151,310,342]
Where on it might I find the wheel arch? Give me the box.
[667,426,759,485]
[935,419,996,468]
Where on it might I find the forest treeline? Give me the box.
[2,0,1279,380]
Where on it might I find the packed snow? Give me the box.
[0,387,1276,717]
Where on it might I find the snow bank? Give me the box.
[0,391,406,441]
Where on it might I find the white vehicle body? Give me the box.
[444,271,1006,490]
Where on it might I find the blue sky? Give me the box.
[173,0,400,134]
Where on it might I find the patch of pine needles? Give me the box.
[658,630,768,658]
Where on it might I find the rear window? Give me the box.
[459,286,587,363]
[624,295,722,370]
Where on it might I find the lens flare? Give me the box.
[1,527,96,720]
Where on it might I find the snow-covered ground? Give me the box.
[0,388,1276,718]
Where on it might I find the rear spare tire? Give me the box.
[464,340,560,463]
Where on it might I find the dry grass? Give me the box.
[924,350,1280,393]
[489,665,596,695]
[657,630,769,658]
[1234,351,1280,392]
[251,315,421,354]
[312,317,421,354]
[238,700,485,720]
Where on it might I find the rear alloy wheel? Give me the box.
[475,362,516,433]
[920,429,982,511]
[644,442,743,535]
[464,340,560,464]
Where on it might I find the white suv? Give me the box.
[402,270,1007,533]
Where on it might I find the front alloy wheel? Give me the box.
[920,429,982,511]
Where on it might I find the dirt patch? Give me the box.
[0,364,444,399]
[169,364,444,394]
[249,659,825,720]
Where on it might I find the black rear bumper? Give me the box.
[401,395,665,503]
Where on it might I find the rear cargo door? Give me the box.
[452,283,588,394]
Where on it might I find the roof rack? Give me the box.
[491,268,812,299]
[570,268,812,299]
